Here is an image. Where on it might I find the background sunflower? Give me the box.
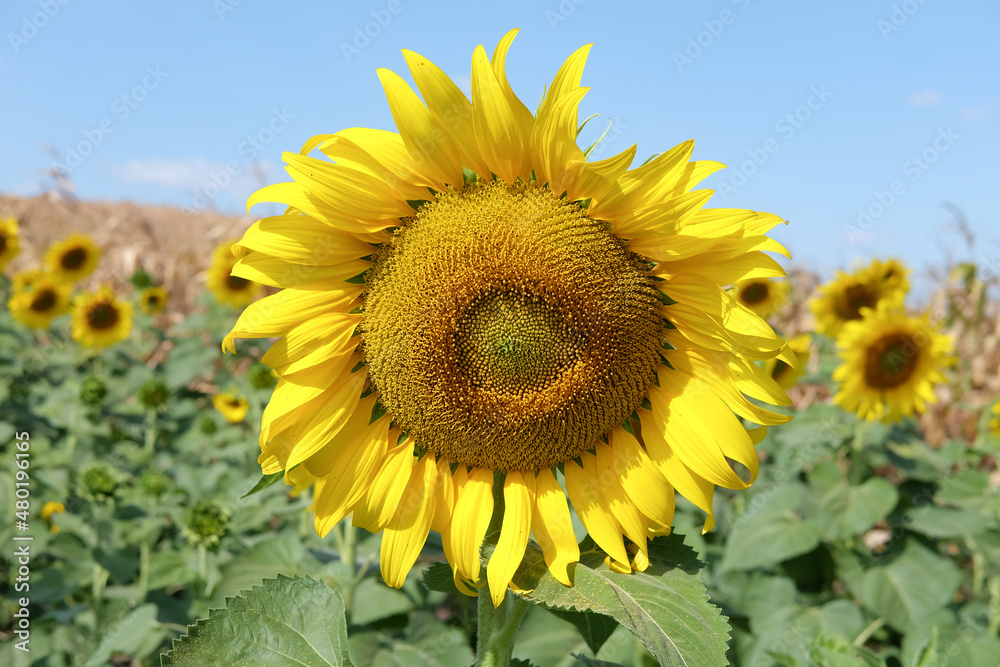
[206,239,263,307]
[0,216,20,271]
[733,276,789,320]
[71,285,133,349]
[44,233,101,283]
[810,258,908,338]
[8,273,71,329]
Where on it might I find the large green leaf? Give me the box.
[512,534,729,667]
[161,575,353,666]
[856,539,963,633]
[820,477,899,540]
[904,505,996,539]
[720,484,823,572]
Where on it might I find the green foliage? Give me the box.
[162,575,353,666]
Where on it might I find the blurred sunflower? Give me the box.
[733,277,789,320]
[213,392,249,423]
[833,302,953,422]
[206,240,263,307]
[988,402,1000,439]
[139,286,168,314]
[811,258,908,338]
[8,274,72,329]
[223,31,794,605]
[45,233,101,283]
[71,286,133,349]
[765,333,812,390]
[0,216,21,272]
[41,501,66,534]
[12,268,43,291]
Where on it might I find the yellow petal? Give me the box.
[381,455,438,588]
[232,252,370,289]
[609,426,676,530]
[261,311,361,375]
[593,444,649,561]
[402,50,491,179]
[353,438,416,533]
[235,214,374,265]
[312,128,434,199]
[639,409,716,532]
[431,458,456,534]
[526,468,579,586]
[448,467,494,584]
[222,286,362,352]
[564,454,629,565]
[487,471,532,607]
[377,68,463,189]
[472,44,524,184]
[311,418,392,538]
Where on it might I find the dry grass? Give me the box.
[1,192,254,322]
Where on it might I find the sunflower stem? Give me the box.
[143,408,158,454]
[476,591,530,667]
[849,419,869,485]
[341,518,358,616]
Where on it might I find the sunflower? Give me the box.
[8,274,72,329]
[0,216,21,272]
[833,302,953,422]
[139,286,169,314]
[732,276,789,320]
[213,392,250,423]
[765,333,811,390]
[206,240,263,307]
[71,286,133,349]
[45,233,101,283]
[810,258,908,338]
[11,268,43,291]
[41,501,66,534]
[223,31,793,605]
[987,402,1000,439]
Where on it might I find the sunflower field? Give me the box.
[3,31,1000,667]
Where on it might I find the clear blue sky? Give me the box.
[3,0,998,284]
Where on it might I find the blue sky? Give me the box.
[3,0,998,285]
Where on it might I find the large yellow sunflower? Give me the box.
[45,233,101,283]
[732,276,789,320]
[810,258,908,338]
[0,216,21,272]
[139,286,169,314]
[206,240,263,307]
[765,333,811,390]
[71,286,133,349]
[8,274,72,329]
[833,302,953,422]
[223,31,794,606]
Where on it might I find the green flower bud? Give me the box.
[129,267,155,290]
[81,464,117,498]
[137,379,169,409]
[80,375,108,407]
[183,500,231,546]
[247,363,277,389]
[198,415,218,435]
[139,470,170,497]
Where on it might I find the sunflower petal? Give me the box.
[381,455,438,588]
[527,468,579,586]
[487,471,532,607]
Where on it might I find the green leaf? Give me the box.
[809,633,887,667]
[855,539,963,633]
[348,612,474,667]
[421,561,461,595]
[549,608,619,654]
[571,655,628,667]
[820,477,899,540]
[161,575,353,666]
[82,604,160,667]
[350,576,414,625]
[720,484,823,572]
[905,505,996,538]
[512,533,729,667]
[513,606,593,667]
[241,471,284,498]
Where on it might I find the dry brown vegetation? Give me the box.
[1,192,254,323]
